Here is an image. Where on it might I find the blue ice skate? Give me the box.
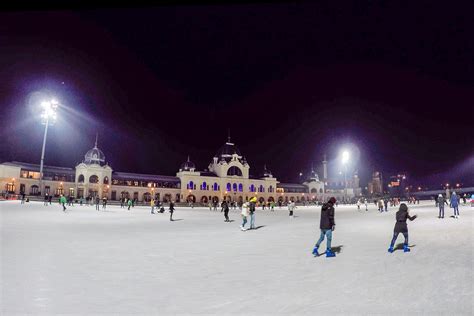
[326,249,336,258]
[387,246,394,253]
[312,246,319,256]
[403,245,410,252]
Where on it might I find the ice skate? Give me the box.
[312,246,319,256]
[326,249,336,257]
[388,246,394,253]
[403,245,410,252]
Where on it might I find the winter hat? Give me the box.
[399,203,408,212]
[438,194,442,197]
[328,197,336,204]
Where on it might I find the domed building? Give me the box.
[0,134,343,205]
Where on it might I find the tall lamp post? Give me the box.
[341,150,350,203]
[39,99,58,196]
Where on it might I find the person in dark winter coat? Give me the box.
[221,200,230,222]
[450,192,460,218]
[388,203,417,253]
[312,197,337,258]
[437,194,448,218]
[169,201,175,221]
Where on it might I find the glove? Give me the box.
[332,225,335,231]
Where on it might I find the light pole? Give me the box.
[39,99,58,196]
[341,150,350,203]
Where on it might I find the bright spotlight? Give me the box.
[342,150,350,164]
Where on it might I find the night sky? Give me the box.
[1,1,473,187]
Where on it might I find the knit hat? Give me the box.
[399,203,408,212]
[328,197,336,204]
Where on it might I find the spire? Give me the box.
[323,154,327,162]
[311,162,315,172]
[94,133,98,148]
[187,155,190,162]
[227,128,231,143]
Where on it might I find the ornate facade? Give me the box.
[1,137,359,204]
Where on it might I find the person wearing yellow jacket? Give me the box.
[249,196,257,229]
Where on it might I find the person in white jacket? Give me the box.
[240,202,250,231]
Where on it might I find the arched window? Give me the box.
[268,185,273,193]
[201,182,207,190]
[311,188,317,193]
[30,185,39,195]
[226,183,231,192]
[213,183,219,191]
[259,185,265,193]
[89,175,99,184]
[232,183,237,192]
[187,181,194,190]
[238,183,243,192]
[103,176,109,184]
[249,184,255,192]
[227,166,242,176]
[78,174,85,183]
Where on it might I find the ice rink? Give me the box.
[1,200,473,315]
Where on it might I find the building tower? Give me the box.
[322,154,328,181]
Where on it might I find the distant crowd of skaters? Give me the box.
[17,189,470,259]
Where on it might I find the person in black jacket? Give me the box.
[312,197,337,258]
[388,203,417,253]
[221,200,230,222]
[169,201,175,221]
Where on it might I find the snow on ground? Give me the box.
[1,200,473,315]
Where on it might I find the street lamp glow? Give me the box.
[342,150,350,164]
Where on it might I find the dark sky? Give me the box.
[1,1,473,187]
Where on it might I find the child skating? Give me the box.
[388,203,417,253]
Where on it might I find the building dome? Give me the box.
[84,137,106,165]
[214,136,242,162]
[307,163,319,182]
[180,156,196,171]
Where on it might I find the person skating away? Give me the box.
[222,200,230,222]
[312,197,337,258]
[384,198,388,212]
[44,194,49,206]
[95,196,100,211]
[21,193,26,204]
[127,198,132,210]
[364,199,368,211]
[59,194,67,212]
[169,201,175,221]
[356,199,361,210]
[102,196,107,210]
[240,202,250,231]
[388,203,417,253]
[270,201,275,211]
[120,197,124,208]
[450,191,460,218]
[248,196,257,229]
[437,194,448,218]
[378,199,384,212]
[150,198,155,214]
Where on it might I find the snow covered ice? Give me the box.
[1,200,472,315]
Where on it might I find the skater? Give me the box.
[240,202,249,230]
[356,199,361,210]
[151,198,155,214]
[44,194,49,206]
[59,194,67,212]
[270,201,275,211]
[450,191,460,218]
[80,197,84,206]
[288,201,296,218]
[95,196,100,211]
[120,197,124,208]
[364,198,368,211]
[222,200,230,222]
[169,200,175,221]
[312,197,337,258]
[384,198,388,212]
[249,196,257,229]
[127,198,132,210]
[21,193,26,204]
[378,199,384,212]
[208,201,212,211]
[388,203,417,253]
[102,196,107,209]
[437,194,448,218]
